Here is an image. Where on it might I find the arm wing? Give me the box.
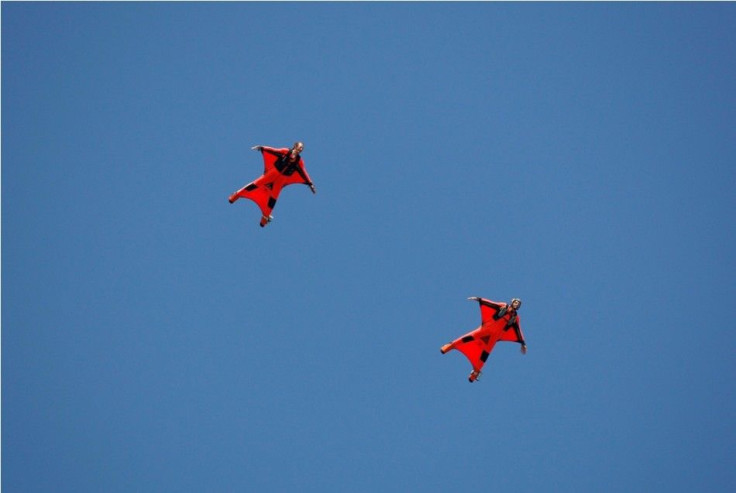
[278,157,313,188]
[474,298,504,325]
[259,147,288,174]
[499,316,526,344]
[295,158,313,185]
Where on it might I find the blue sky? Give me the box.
[3,2,735,491]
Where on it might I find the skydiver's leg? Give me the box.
[229,182,257,203]
[441,334,475,354]
[228,189,241,203]
[468,350,491,382]
[259,196,277,227]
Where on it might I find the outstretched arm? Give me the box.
[295,160,316,193]
[509,321,527,354]
[468,296,503,309]
[252,145,285,157]
[469,296,506,325]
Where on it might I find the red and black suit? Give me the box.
[229,146,315,227]
[443,298,526,381]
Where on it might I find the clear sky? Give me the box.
[3,2,735,492]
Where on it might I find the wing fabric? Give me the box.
[260,147,287,174]
[451,327,499,372]
[234,174,280,217]
[479,303,502,326]
[498,319,525,343]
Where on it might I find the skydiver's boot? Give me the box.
[468,370,480,383]
[259,215,273,227]
[440,343,453,354]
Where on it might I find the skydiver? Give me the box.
[441,297,527,382]
[229,141,316,227]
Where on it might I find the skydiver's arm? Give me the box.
[469,296,502,307]
[468,297,504,310]
[510,322,528,354]
[478,298,504,309]
[256,146,286,157]
[295,161,317,193]
[469,297,506,323]
[294,165,310,184]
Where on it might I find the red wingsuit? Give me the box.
[229,146,315,227]
[442,298,526,382]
